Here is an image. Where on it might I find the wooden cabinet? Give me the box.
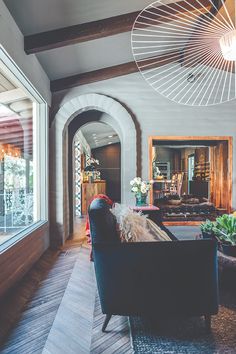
[81,181,106,215]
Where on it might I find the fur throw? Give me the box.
[111,203,171,242]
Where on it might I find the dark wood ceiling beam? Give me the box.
[25,0,211,54]
[24,11,139,54]
[51,51,179,92]
[182,0,226,65]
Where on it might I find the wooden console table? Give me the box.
[81,181,106,215]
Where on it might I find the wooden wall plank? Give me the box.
[0,223,49,298]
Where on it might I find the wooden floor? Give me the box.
[0,246,82,353]
[0,218,199,354]
[91,294,132,354]
[0,218,133,354]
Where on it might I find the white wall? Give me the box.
[0,0,51,104]
[53,72,236,208]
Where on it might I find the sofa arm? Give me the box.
[93,239,218,318]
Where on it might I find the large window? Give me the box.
[0,55,47,247]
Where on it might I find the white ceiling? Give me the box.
[80,122,119,149]
[36,32,133,80]
[3,0,176,80]
[3,0,158,34]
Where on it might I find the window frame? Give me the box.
[0,46,48,252]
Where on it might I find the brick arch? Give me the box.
[50,93,137,246]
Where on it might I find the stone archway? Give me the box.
[50,93,137,246]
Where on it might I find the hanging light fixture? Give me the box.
[131,0,236,106]
[0,144,21,161]
[220,29,236,60]
[0,144,5,161]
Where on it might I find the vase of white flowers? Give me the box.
[130,177,151,206]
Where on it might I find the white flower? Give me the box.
[141,186,147,194]
[134,177,142,185]
[132,186,138,193]
[130,180,135,186]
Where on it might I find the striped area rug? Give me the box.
[0,245,81,354]
[91,293,133,354]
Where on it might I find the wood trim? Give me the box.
[150,136,233,141]
[51,51,178,92]
[149,136,154,205]
[149,135,233,215]
[24,0,210,54]
[227,137,233,212]
[163,221,202,226]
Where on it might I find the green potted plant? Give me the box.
[213,214,236,257]
[200,219,215,239]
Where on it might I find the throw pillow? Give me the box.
[146,219,172,241]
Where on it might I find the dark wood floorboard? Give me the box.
[0,246,81,354]
[43,247,96,354]
[0,217,133,354]
[91,293,133,354]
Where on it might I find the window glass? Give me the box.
[0,69,40,245]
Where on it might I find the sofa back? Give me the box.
[89,198,120,244]
[93,241,218,317]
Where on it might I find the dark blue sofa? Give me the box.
[89,198,219,332]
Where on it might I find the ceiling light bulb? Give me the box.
[108,135,113,138]
[219,30,236,61]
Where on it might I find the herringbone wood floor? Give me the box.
[0,218,133,354]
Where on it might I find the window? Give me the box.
[188,155,195,181]
[0,52,48,248]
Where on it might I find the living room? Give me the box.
[0,0,236,353]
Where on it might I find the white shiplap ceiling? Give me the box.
[3,0,177,80]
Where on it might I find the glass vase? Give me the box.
[135,193,147,206]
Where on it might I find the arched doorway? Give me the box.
[50,94,137,247]
[69,116,121,234]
